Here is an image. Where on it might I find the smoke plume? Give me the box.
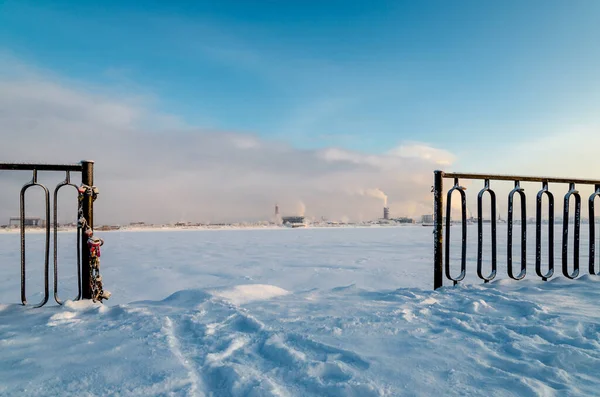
[296,201,306,216]
[359,188,388,207]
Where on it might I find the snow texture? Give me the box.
[1,226,600,396]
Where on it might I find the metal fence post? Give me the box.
[434,170,444,290]
[81,160,94,299]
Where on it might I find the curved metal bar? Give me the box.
[589,184,600,275]
[477,179,497,282]
[562,183,581,279]
[535,182,554,281]
[53,171,82,305]
[507,181,527,280]
[445,178,467,285]
[20,170,51,308]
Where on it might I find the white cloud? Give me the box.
[387,143,457,166]
[320,143,455,171]
[509,126,600,179]
[0,63,457,225]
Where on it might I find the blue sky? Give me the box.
[2,0,599,156]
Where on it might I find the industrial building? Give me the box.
[421,214,434,224]
[282,216,306,228]
[8,217,45,227]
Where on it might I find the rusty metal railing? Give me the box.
[433,170,600,290]
[1,161,95,307]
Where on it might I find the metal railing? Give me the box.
[433,170,600,290]
[1,161,95,307]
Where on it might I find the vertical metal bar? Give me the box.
[507,181,526,280]
[461,184,467,276]
[562,187,569,275]
[53,171,82,304]
[589,184,600,275]
[491,194,497,279]
[433,171,444,290]
[535,182,554,281]
[477,179,497,282]
[477,185,483,275]
[535,186,542,278]
[444,184,456,285]
[445,178,467,285]
[548,191,555,277]
[81,160,94,299]
[507,182,514,277]
[520,185,527,275]
[43,183,51,308]
[574,190,581,271]
[444,181,453,285]
[20,176,28,305]
[563,183,580,279]
[20,170,50,307]
[53,179,58,300]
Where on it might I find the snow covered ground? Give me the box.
[2,226,600,396]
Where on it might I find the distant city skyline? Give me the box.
[1,1,600,224]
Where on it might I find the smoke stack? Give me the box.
[275,204,279,216]
[383,207,390,220]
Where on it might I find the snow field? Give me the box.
[1,226,600,396]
